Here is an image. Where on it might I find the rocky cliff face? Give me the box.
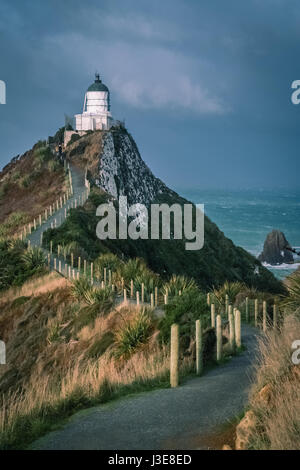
[259,230,294,265]
[95,128,173,205]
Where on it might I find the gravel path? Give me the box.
[32,325,258,450]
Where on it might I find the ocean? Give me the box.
[177,188,300,280]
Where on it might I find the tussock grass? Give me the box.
[162,274,197,299]
[247,314,300,450]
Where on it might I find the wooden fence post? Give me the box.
[229,311,235,353]
[155,287,158,306]
[211,303,215,328]
[225,294,229,317]
[130,279,134,298]
[123,289,127,304]
[263,301,267,333]
[136,291,140,306]
[245,297,249,323]
[170,324,179,388]
[141,283,145,303]
[235,309,241,348]
[150,293,154,308]
[195,319,203,376]
[254,299,258,328]
[216,314,222,361]
[207,292,211,306]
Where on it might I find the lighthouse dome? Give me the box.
[87,74,109,92]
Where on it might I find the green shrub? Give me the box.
[159,287,210,344]
[114,308,154,359]
[67,133,81,146]
[19,175,31,188]
[212,281,246,310]
[162,274,197,299]
[94,253,123,279]
[47,160,60,173]
[281,271,300,315]
[21,248,46,270]
[0,212,29,238]
[0,240,46,291]
[71,279,114,309]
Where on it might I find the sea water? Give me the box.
[177,188,300,280]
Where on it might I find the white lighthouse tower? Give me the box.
[64,74,113,146]
[75,74,113,132]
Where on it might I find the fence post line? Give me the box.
[78,256,81,271]
[123,288,127,304]
[216,314,222,361]
[136,291,140,306]
[104,267,107,285]
[235,309,241,348]
[54,258,57,270]
[150,293,154,308]
[155,287,158,306]
[273,304,278,329]
[195,319,203,376]
[229,311,235,353]
[84,259,87,276]
[71,252,74,268]
[108,269,112,286]
[170,324,179,388]
[50,241,53,254]
[211,303,215,328]
[58,260,62,273]
[207,292,211,306]
[164,293,168,305]
[254,299,258,328]
[263,301,267,333]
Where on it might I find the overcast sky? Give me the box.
[1,0,300,189]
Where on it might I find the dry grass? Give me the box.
[0,272,69,305]
[0,282,193,449]
[247,314,300,450]
[0,146,66,233]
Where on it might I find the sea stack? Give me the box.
[258,230,294,265]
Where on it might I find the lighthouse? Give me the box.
[64,74,113,146]
[75,74,113,131]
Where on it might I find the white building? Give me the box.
[64,74,113,146]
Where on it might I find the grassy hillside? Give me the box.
[0,140,66,238]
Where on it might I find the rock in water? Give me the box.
[258,230,294,265]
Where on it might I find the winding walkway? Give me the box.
[32,325,258,450]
